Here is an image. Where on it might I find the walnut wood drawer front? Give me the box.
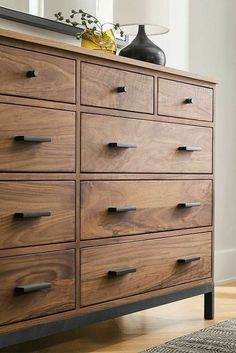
[81,114,212,174]
[0,45,75,103]
[81,62,154,114]
[81,232,211,306]
[0,104,75,172]
[158,79,213,122]
[0,181,75,249]
[0,250,75,325]
[81,180,212,240]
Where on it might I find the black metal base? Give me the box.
[204,289,215,320]
[0,283,214,349]
[119,25,166,66]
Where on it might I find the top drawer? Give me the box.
[81,62,154,114]
[0,45,76,103]
[158,79,213,122]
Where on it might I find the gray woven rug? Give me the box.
[141,319,236,352]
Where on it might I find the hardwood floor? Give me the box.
[1,283,236,353]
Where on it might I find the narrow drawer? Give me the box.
[0,104,75,172]
[81,232,212,306]
[0,250,75,325]
[81,180,212,240]
[0,181,75,249]
[0,45,75,103]
[158,79,213,122]
[81,62,154,114]
[81,114,212,174]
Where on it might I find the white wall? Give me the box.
[0,0,29,12]
[152,0,189,70]
[44,0,96,20]
[189,0,236,283]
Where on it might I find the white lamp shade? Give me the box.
[113,0,169,35]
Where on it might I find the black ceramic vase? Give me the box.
[119,25,166,66]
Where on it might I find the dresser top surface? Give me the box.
[0,28,217,85]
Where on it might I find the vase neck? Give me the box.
[137,25,147,36]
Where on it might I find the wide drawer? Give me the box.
[81,180,212,239]
[81,232,212,306]
[0,104,75,172]
[0,45,75,103]
[81,114,212,173]
[81,62,154,114]
[0,250,75,325]
[0,181,75,249]
[158,79,213,122]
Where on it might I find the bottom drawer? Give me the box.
[81,233,212,306]
[0,250,75,325]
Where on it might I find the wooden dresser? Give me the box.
[0,29,216,348]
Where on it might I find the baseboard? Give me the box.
[215,248,236,284]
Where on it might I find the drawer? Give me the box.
[81,232,212,306]
[0,250,75,325]
[81,114,212,174]
[81,62,154,114]
[81,180,212,239]
[158,79,213,122]
[0,104,75,172]
[0,181,75,249]
[0,45,75,103]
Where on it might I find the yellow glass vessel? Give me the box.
[81,29,117,54]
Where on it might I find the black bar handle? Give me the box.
[178,202,201,208]
[184,98,193,104]
[117,86,128,93]
[108,207,137,213]
[15,211,51,218]
[108,267,136,277]
[15,282,51,294]
[177,256,201,264]
[108,142,137,149]
[178,146,202,152]
[26,70,39,78]
[15,136,51,143]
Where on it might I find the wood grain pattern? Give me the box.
[81,232,212,306]
[0,104,75,172]
[158,79,213,121]
[81,114,212,173]
[80,105,214,128]
[7,283,233,353]
[0,44,76,103]
[81,62,154,114]
[0,28,218,84]
[0,250,75,325]
[81,180,212,239]
[0,181,75,249]
[0,30,216,342]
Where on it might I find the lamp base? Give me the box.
[119,25,166,66]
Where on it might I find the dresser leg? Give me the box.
[204,290,214,320]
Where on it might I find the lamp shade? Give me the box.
[113,0,169,36]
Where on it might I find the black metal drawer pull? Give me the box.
[26,70,39,78]
[15,211,51,218]
[178,202,201,208]
[15,136,51,143]
[117,86,128,93]
[184,98,193,104]
[15,282,51,294]
[178,146,202,152]
[177,256,201,264]
[108,142,137,149]
[108,207,137,213]
[108,267,136,277]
